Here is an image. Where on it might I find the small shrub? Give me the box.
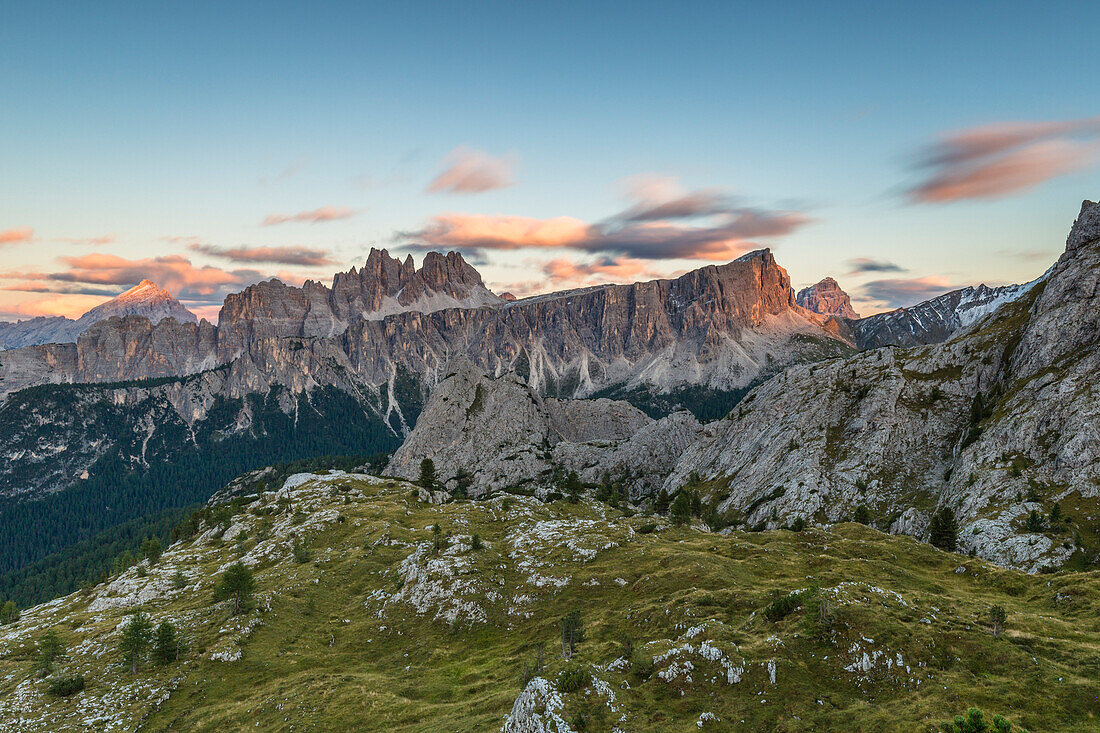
[471,533,483,550]
[557,664,590,693]
[989,605,1007,638]
[47,674,85,697]
[636,523,657,534]
[940,707,1022,733]
[763,591,803,622]
[631,656,655,681]
[292,540,313,563]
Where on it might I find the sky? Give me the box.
[2,1,1099,322]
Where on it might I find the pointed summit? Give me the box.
[796,277,860,319]
[76,280,197,329]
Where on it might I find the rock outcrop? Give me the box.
[385,360,699,496]
[664,200,1100,571]
[797,277,859,319]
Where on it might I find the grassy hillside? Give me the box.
[1,472,1097,731]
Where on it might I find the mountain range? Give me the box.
[1,202,1096,606]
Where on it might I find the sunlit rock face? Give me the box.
[797,277,860,319]
[3,247,850,400]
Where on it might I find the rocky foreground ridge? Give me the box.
[1,469,1096,731]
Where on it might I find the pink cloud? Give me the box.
[426,147,516,194]
[49,253,241,296]
[543,256,655,285]
[400,208,808,262]
[909,117,1100,202]
[2,294,111,320]
[0,227,34,245]
[261,206,357,226]
[190,244,336,267]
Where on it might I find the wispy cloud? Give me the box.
[426,146,516,194]
[542,256,656,285]
[259,157,309,185]
[907,117,1100,203]
[399,176,809,262]
[0,227,34,245]
[399,209,807,262]
[56,234,115,246]
[616,174,731,221]
[190,244,336,267]
[845,257,907,276]
[0,253,266,303]
[857,275,957,308]
[261,205,357,226]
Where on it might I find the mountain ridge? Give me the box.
[0,279,196,351]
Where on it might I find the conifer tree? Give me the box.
[671,491,692,526]
[929,506,958,551]
[36,629,66,677]
[452,468,473,499]
[119,611,153,674]
[418,458,438,492]
[214,562,255,615]
[654,489,671,515]
[560,610,585,659]
[152,620,180,665]
[141,537,163,564]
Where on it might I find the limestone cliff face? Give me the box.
[0,317,216,391]
[665,200,1100,572]
[797,277,859,319]
[76,315,218,383]
[217,248,502,361]
[341,248,839,394]
[3,247,846,402]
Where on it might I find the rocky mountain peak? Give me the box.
[1067,199,1100,252]
[796,277,860,319]
[77,279,196,328]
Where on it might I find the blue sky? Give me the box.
[2,1,1099,320]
